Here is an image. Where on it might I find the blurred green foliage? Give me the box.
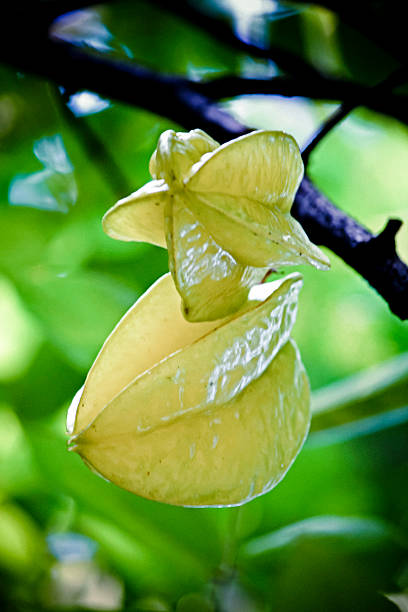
[1,1,408,610]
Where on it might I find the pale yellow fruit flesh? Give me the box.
[165,195,267,321]
[102,129,328,283]
[69,274,226,436]
[70,272,302,436]
[186,131,304,213]
[149,129,219,185]
[102,180,169,247]
[69,274,304,507]
[73,339,310,507]
[186,191,330,270]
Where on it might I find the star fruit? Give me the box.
[67,272,310,507]
[103,129,329,321]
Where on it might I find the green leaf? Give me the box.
[0,502,46,575]
[0,275,42,381]
[0,403,36,495]
[3,343,83,421]
[76,512,173,593]
[18,270,135,371]
[240,515,407,561]
[25,421,219,595]
[309,352,408,446]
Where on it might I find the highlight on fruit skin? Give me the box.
[102,128,330,322]
[67,272,310,508]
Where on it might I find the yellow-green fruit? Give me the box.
[186,130,303,213]
[102,129,329,322]
[149,129,219,186]
[68,273,310,507]
[165,195,267,321]
[102,179,168,247]
[67,274,224,436]
[186,190,329,270]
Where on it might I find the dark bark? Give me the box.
[1,3,408,318]
[196,75,408,125]
[301,64,408,164]
[294,180,408,319]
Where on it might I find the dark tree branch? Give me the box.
[293,180,408,319]
[194,75,408,125]
[36,0,321,79]
[0,34,246,142]
[27,2,408,128]
[1,11,408,319]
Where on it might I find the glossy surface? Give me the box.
[165,195,266,321]
[186,131,303,213]
[68,273,308,506]
[186,190,330,269]
[68,273,225,436]
[103,129,329,321]
[74,340,310,507]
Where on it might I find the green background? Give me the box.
[0,1,407,610]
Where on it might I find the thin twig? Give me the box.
[302,63,408,166]
[301,102,353,166]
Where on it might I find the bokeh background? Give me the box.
[1,1,408,610]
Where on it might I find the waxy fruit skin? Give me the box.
[68,273,310,507]
[103,129,329,321]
